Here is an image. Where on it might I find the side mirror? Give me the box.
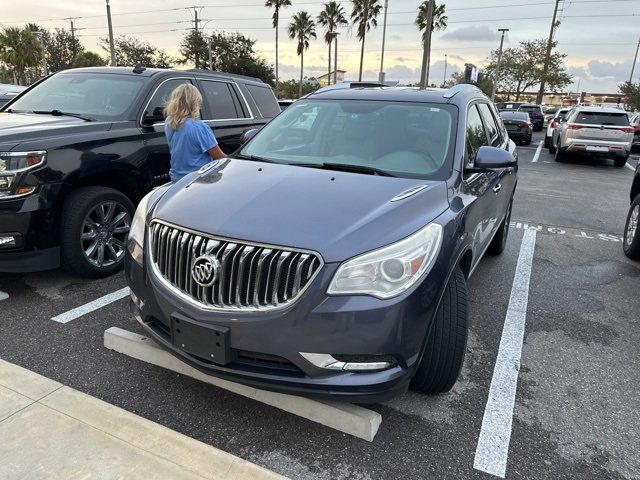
[475,146,517,169]
[240,128,259,144]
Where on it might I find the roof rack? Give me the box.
[185,69,263,83]
[442,83,481,99]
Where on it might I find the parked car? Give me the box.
[125,84,518,402]
[499,111,532,145]
[0,83,26,108]
[0,67,279,277]
[517,104,544,131]
[630,114,640,151]
[624,162,640,260]
[549,106,633,166]
[544,107,571,147]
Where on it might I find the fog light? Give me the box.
[300,353,396,372]
[0,234,19,249]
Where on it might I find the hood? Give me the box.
[0,112,111,147]
[153,159,450,263]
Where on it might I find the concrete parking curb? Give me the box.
[104,327,383,442]
[0,359,285,480]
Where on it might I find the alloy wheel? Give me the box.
[80,201,131,268]
[626,205,639,247]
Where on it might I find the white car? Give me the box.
[544,107,570,148]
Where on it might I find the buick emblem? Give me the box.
[191,255,220,287]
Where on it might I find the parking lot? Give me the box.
[1,131,639,480]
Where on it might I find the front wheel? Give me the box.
[548,135,557,154]
[623,196,640,260]
[410,266,468,394]
[61,186,134,278]
[544,135,550,148]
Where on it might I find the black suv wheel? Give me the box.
[624,195,640,260]
[61,186,134,277]
[410,266,468,394]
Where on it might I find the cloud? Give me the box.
[440,25,501,42]
[395,56,411,63]
[566,66,588,78]
[587,60,632,79]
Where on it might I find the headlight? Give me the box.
[127,190,154,265]
[0,151,46,198]
[327,223,443,299]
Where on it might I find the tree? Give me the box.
[288,11,316,98]
[265,0,292,94]
[351,0,382,81]
[620,81,640,112]
[415,1,447,85]
[179,30,208,69]
[279,79,319,98]
[317,1,348,84]
[0,26,43,85]
[72,51,106,68]
[99,35,175,68]
[42,28,82,73]
[483,39,572,101]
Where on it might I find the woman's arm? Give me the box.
[207,145,226,160]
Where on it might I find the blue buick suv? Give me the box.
[125,84,518,402]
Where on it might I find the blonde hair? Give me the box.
[164,83,202,130]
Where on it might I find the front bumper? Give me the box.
[0,187,61,272]
[125,247,447,403]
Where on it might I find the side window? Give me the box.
[200,81,242,120]
[465,105,489,167]
[477,103,501,147]
[142,78,192,124]
[245,84,280,118]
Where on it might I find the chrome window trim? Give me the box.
[245,83,279,118]
[146,219,325,313]
[139,76,194,127]
[198,78,254,121]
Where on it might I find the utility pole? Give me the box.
[186,6,204,69]
[106,0,116,66]
[443,53,447,86]
[333,32,339,85]
[418,0,433,89]
[491,28,509,101]
[207,37,213,70]
[64,17,83,62]
[629,36,640,84]
[378,0,389,83]
[537,0,562,104]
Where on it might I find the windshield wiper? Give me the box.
[31,110,95,122]
[234,153,279,164]
[293,162,395,177]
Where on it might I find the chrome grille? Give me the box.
[149,221,322,310]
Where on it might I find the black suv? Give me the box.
[517,104,544,131]
[0,67,279,276]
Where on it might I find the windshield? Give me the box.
[240,99,457,180]
[574,111,629,126]
[518,105,541,113]
[7,72,146,120]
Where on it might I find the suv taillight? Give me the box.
[518,122,529,128]
[550,120,556,128]
[620,127,634,133]
[567,124,584,130]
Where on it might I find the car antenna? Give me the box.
[132,63,146,74]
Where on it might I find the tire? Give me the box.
[548,135,557,154]
[488,197,513,255]
[623,195,640,260]
[524,135,532,146]
[554,139,566,162]
[410,266,468,395]
[61,186,135,278]
[614,155,628,167]
[544,135,550,148]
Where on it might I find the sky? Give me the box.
[1,0,639,93]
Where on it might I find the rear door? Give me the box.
[197,79,259,154]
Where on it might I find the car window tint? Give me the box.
[519,105,541,113]
[200,80,242,120]
[478,103,501,147]
[143,78,192,123]
[574,111,629,126]
[465,105,489,166]
[246,84,280,118]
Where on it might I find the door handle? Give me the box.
[493,184,502,193]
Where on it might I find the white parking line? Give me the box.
[474,229,537,478]
[531,141,543,163]
[626,162,636,172]
[51,287,130,324]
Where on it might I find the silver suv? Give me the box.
[549,106,633,167]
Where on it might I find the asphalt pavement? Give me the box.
[1,131,638,480]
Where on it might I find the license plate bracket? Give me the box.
[171,313,232,365]
[586,146,608,152]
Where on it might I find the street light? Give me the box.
[490,28,509,102]
[378,0,389,83]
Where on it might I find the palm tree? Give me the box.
[288,11,317,97]
[351,0,382,82]
[317,2,348,85]
[0,26,42,85]
[415,0,448,86]
[265,0,292,97]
